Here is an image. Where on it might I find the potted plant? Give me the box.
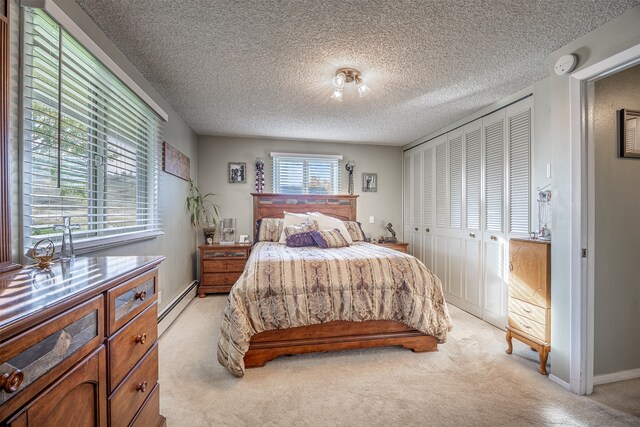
[185,179,219,241]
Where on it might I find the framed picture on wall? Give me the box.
[228,162,247,183]
[362,172,377,192]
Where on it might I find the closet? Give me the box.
[403,97,532,328]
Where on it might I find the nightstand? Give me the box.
[198,243,251,296]
[371,241,409,253]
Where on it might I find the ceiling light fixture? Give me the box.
[330,68,370,101]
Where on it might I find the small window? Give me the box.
[271,153,342,194]
[22,9,163,253]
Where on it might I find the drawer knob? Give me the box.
[136,381,148,393]
[135,333,147,344]
[135,290,147,301]
[1,370,24,393]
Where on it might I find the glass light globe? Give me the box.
[330,87,343,101]
[333,72,346,88]
[356,79,371,97]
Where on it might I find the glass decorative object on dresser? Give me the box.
[220,218,237,245]
[537,186,551,240]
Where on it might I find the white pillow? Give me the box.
[278,212,309,243]
[307,212,353,244]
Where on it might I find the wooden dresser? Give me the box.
[198,243,251,296]
[0,256,166,426]
[371,241,409,253]
[506,239,551,375]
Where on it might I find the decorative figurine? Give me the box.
[32,238,55,268]
[345,160,356,195]
[255,157,265,193]
[384,223,397,243]
[54,216,79,260]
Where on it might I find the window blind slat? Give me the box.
[271,154,341,194]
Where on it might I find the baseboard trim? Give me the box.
[549,374,571,390]
[158,280,198,336]
[593,367,640,385]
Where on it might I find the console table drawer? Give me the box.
[107,270,157,335]
[108,303,157,393]
[109,344,158,427]
[130,383,160,427]
[0,296,104,420]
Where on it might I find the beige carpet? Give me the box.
[158,296,640,426]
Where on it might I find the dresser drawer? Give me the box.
[0,296,104,421]
[109,344,158,427]
[203,260,246,272]
[508,312,548,343]
[108,303,157,393]
[108,270,157,335]
[509,297,549,325]
[202,272,242,286]
[201,249,248,260]
[130,383,161,427]
[509,240,550,308]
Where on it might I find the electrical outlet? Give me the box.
[369,216,375,224]
[158,291,162,305]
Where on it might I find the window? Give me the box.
[271,153,342,194]
[22,9,163,252]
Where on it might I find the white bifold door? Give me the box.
[403,97,532,329]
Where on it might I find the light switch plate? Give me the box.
[369,216,374,224]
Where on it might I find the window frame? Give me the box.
[270,152,343,195]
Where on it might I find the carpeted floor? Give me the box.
[158,296,640,426]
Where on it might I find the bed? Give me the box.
[217,193,452,377]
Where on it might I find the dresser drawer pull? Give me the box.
[135,333,147,344]
[523,308,532,314]
[1,370,24,393]
[135,290,147,301]
[136,381,148,393]
[509,262,513,272]
[522,324,531,330]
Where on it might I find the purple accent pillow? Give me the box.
[311,229,350,249]
[285,231,317,247]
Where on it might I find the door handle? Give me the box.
[414,227,418,231]
[490,235,498,241]
[469,232,476,238]
[425,228,430,233]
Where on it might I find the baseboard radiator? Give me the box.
[158,280,198,336]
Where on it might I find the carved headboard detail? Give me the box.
[252,193,358,236]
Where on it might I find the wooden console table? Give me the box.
[0,256,166,426]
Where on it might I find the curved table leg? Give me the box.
[506,329,513,354]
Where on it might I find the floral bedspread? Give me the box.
[217,242,453,377]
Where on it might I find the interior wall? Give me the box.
[548,4,640,384]
[197,135,403,240]
[7,0,198,312]
[593,64,640,376]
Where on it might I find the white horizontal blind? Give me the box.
[508,109,531,234]
[435,142,447,228]
[422,147,433,227]
[465,128,481,230]
[271,153,341,194]
[485,120,504,232]
[449,135,462,229]
[22,9,162,250]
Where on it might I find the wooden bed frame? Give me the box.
[244,193,438,368]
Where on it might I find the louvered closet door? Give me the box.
[482,109,508,328]
[462,121,483,317]
[433,136,448,289]
[411,149,423,259]
[447,129,464,299]
[421,146,435,272]
[403,152,412,246]
[507,98,532,238]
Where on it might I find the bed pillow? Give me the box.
[307,212,353,244]
[285,231,318,247]
[311,229,350,249]
[255,218,284,242]
[278,212,309,243]
[284,220,318,237]
[343,221,366,242]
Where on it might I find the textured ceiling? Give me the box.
[76,0,640,145]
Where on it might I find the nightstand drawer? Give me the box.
[201,250,248,260]
[508,312,548,342]
[109,344,158,427]
[202,272,242,286]
[203,260,246,272]
[107,270,157,335]
[108,303,157,392]
[509,297,548,325]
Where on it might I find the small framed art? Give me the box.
[362,172,377,192]
[228,162,247,183]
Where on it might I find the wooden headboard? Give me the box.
[252,193,358,234]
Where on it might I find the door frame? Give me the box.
[568,43,640,395]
